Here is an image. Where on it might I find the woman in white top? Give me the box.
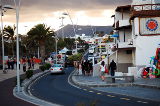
[100,61,105,81]
[78,63,83,75]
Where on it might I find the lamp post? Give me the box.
[55,35,59,64]
[62,12,77,54]
[0,5,5,72]
[0,1,14,72]
[14,0,21,92]
[59,16,65,41]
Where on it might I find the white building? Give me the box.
[111,0,160,73]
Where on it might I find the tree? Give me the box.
[27,24,55,60]
[3,25,16,56]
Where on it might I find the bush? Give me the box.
[26,70,33,79]
[39,65,46,71]
[68,53,83,62]
[44,63,51,70]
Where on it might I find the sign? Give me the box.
[146,19,158,31]
[140,17,160,35]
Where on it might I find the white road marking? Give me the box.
[137,101,148,104]
[97,93,102,95]
[107,95,115,97]
[89,91,94,93]
[120,98,130,101]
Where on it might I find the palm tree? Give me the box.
[3,25,16,56]
[27,24,55,61]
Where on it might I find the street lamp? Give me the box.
[59,16,65,41]
[13,0,21,92]
[0,1,14,73]
[62,12,78,54]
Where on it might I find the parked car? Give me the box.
[49,64,65,74]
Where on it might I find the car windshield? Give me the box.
[52,64,62,67]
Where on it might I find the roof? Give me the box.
[130,10,160,20]
[115,5,131,12]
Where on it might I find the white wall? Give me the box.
[134,18,139,36]
[123,12,131,20]
[118,49,133,63]
[119,29,132,42]
[135,36,160,66]
[125,29,132,41]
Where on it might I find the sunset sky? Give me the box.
[1,0,132,34]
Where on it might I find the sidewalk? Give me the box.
[71,71,160,102]
[0,64,39,82]
[0,64,40,106]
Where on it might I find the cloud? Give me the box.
[2,0,132,34]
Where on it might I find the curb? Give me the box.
[13,70,62,106]
[70,70,160,102]
[71,70,160,89]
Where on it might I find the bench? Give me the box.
[105,75,134,83]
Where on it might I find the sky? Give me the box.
[1,0,132,34]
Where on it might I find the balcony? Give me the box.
[118,39,135,49]
[119,19,130,27]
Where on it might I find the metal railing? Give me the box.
[132,4,160,11]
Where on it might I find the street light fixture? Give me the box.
[13,0,21,92]
[59,16,65,41]
[62,12,78,54]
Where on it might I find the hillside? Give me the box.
[56,24,113,37]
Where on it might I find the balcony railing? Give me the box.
[132,4,160,11]
[118,39,135,49]
[119,19,130,27]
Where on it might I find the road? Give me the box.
[30,67,160,106]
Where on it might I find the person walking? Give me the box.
[31,58,35,69]
[109,59,117,76]
[78,63,82,75]
[81,60,85,75]
[99,61,106,81]
[89,60,93,76]
[27,58,31,69]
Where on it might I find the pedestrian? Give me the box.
[28,58,31,69]
[99,61,106,81]
[10,58,14,70]
[7,58,11,69]
[81,61,85,75]
[109,59,117,76]
[78,63,82,75]
[31,58,34,69]
[84,60,90,76]
[89,60,93,76]
[23,62,26,72]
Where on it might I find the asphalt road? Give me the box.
[30,67,160,106]
[0,69,42,106]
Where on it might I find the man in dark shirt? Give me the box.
[109,60,117,76]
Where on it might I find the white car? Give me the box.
[50,64,65,74]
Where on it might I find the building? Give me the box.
[111,0,160,73]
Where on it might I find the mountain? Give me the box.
[56,24,113,38]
